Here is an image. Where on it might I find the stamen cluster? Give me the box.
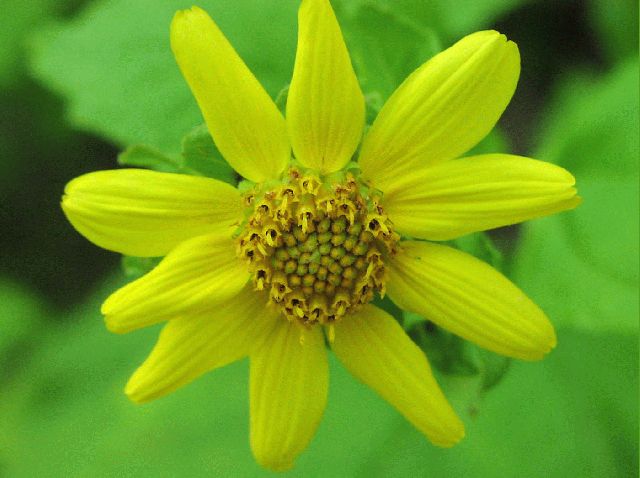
[237,169,398,326]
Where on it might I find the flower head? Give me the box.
[61,0,579,471]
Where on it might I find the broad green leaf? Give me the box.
[513,59,639,333]
[348,329,637,478]
[430,0,530,38]
[2,274,635,477]
[29,0,297,153]
[465,128,510,157]
[587,0,638,63]
[0,0,62,87]
[337,0,531,40]
[0,279,45,385]
[339,2,441,111]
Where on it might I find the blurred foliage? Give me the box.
[29,0,298,153]
[407,232,510,406]
[1,275,636,476]
[0,0,637,476]
[513,59,639,334]
[336,0,532,41]
[337,2,442,111]
[587,0,638,64]
[27,0,532,153]
[0,0,117,307]
[0,0,82,88]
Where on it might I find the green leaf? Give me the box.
[513,59,639,333]
[340,2,441,112]
[0,0,59,87]
[475,348,511,393]
[354,329,638,478]
[0,280,45,386]
[180,124,236,184]
[29,0,297,153]
[587,0,638,63]
[465,127,510,157]
[428,0,531,38]
[337,0,531,40]
[3,277,635,477]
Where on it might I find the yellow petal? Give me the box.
[387,241,556,360]
[359,30,520,194]
[171,7,289,182]
[287,0,365,174]
[332,304,464,446]
[102,233,248,334]
[125,285,278,404]
[384,154,581,241]
[250,322,328,471]
[61,169,242,257]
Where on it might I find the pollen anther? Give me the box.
[237,169,398,326]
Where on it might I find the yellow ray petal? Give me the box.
[332,304,464,446]
[383,154,581,241]
[387,241,556,360]
[250,321,328,471]
[103,233,248,334]
[61,169,242,257]
[125,285,278,404]
[171,7,289,182]
[359,30,520,194]
[287,0,365,174]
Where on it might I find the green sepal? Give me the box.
[120,256,161,281]
[118,124,237,185]
[401,232,510,406]
[117,144,182,173]
[450,231,504,271]
[274,84,289,114]
[180,124,237,184]
[408,317,480,376]
[407,313,511,402]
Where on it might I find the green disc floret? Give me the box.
[237,168,398,326]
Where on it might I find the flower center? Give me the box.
[237,169,398,326]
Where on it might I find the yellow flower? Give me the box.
[61,0,580,471]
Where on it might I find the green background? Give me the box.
[1,0,637,476]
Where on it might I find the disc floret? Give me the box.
[237,168,399,326]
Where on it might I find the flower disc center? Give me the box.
[237,169,398,326]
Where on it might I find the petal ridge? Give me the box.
[383,154,581,240]
[61,169,242,257]
[359,30,520,194]
[387,241,557,360]
[287,0,365,174]
[332,304,464,446]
